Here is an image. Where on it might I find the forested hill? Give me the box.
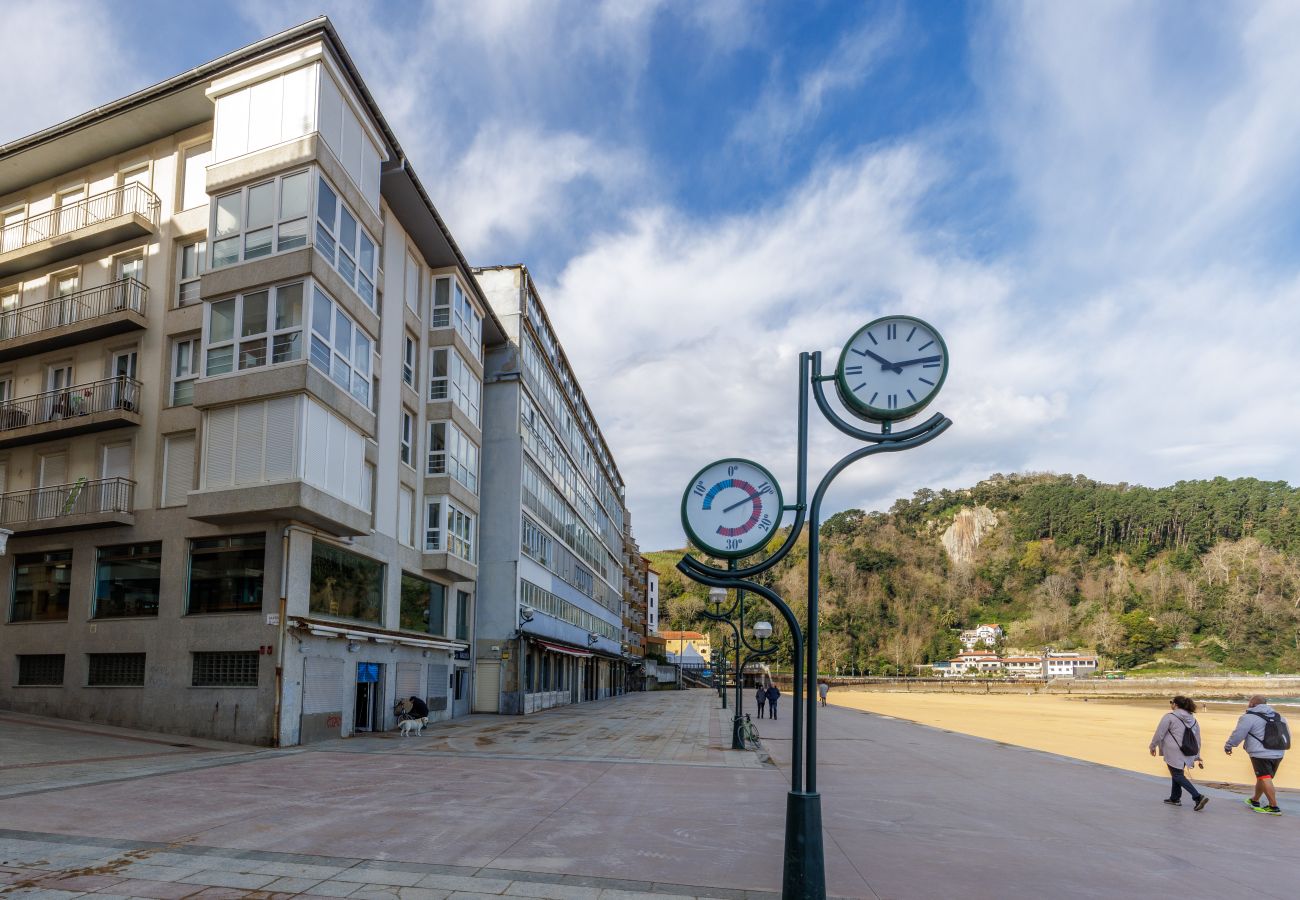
[646,474,1300,674]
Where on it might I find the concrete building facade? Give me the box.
[471,265,633,714]
[0,20,513,745]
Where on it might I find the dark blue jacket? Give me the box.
[765,685,780,704]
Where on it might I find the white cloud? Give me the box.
[732,10,900,161]
[0,0,144,144]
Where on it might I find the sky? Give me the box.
[4,0,1299,551]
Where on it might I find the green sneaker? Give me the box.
[1263,806,1283,816]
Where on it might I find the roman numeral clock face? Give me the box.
[681,459,784,559]
[835,315,949,422]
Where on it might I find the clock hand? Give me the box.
[891,355,942,368]
[722,494,757,513]
[855,348,901,373]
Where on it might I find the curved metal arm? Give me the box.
[813,416,953,506]
[810,349,947,443]
[676,560,805,793]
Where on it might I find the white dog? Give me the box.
[398,716,427,737]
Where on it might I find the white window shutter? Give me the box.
[101,442,132,480]
[264,396,298,479]
[398,487,413,546]
[205,407,236,487]
[162,433,196,507]
[234,401,266,484]
[39,453,67,487]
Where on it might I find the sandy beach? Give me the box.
[831,689,1298,792]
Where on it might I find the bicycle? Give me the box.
[739,713,762,751]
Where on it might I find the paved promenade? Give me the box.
[1,691,1297,899]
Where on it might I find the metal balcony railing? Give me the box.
[0,376,142,433]
[0,184,160,255]
[0,476,135,527]
[0,278,147,342]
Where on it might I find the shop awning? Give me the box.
[533,639,593,658]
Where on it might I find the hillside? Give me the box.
[646,474,1300,674]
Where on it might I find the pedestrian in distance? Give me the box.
[1225,694,1291,815]
[766,683,781,720]
[1149,696,1208,811]
[818,680,830,708]
[755,683,768,719]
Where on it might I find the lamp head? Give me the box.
[519,605,535,623]
[587,632,600,646]
[753,621,773,645]
[708,586,726,611]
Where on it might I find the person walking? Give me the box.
[1149,696,1208,811]
[1225,695,1291,815]
[818,680,830,708]
[766,683,781,720]
[755,683,768,719]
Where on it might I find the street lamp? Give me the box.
[677,328,952,900]
[753,621,773,645]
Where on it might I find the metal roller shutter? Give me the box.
[302,656,344,714]
[395,662,421,701]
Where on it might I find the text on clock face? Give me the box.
[846,321,944,406]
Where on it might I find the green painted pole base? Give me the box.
[782,791,825,900]
[732,714,744,750]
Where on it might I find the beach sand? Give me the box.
[831,690,1297,792]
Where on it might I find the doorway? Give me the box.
[354,662,384,732]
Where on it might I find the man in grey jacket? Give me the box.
[1224,695,1287,815]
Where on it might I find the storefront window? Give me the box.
[310,541,383,624]
[10,550,72,622]
[95,543,162,618]
[187,535,265,614]
[399,572,446,635]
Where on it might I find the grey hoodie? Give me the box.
[1225,703,1286,760]
[1150,709,1201,770]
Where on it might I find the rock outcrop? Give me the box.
[941,506,998,565]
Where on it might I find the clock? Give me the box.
[681,458,784,559]
[835,315,948,422]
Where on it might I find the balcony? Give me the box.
[0,184,160,277]
[0,376,142,448]
[0,278,147,363]
[0,476,134,534]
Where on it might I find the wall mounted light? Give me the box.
[587,633,600,646]
[346,641,360,652]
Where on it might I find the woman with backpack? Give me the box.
[1150,695,1208,811]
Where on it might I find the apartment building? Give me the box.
[0,19,505,745]
[472,265,632,715]
[646,562,660,635]
[959,623,1002,651]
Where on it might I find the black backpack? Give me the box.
[1247,710,1292,751]
[1178,720,1199,756]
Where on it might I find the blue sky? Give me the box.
[5,1,1299,551]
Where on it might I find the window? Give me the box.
[205,281,303,375]
[432,277,483,359]
[398,487,414,547]
[521,515,552,566]
[187,534,265,614]
[425,497,475,562]
[177,239,205,306]
[427,421,478,492]
[400,409,414,467]
[456,590,471,641]
[181,142,213,211]
[94,543,161,618]
[309,540,383,624]
[428,347,480,426]
[10,550,72,622]
[87,653,145,687]
[210,170,310,269]
[171,337,199,405]
[404,250,421,312]
[309,284,371,404]
[192,651,258,687]
[402,333,417,387]
[18,654,64,686]
[162,432,196,507]
[0,288,19,340]
[315,176,376,307]
[399,572,446,635]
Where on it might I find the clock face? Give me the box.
[836,315,948,422]
[681,458,784,559]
